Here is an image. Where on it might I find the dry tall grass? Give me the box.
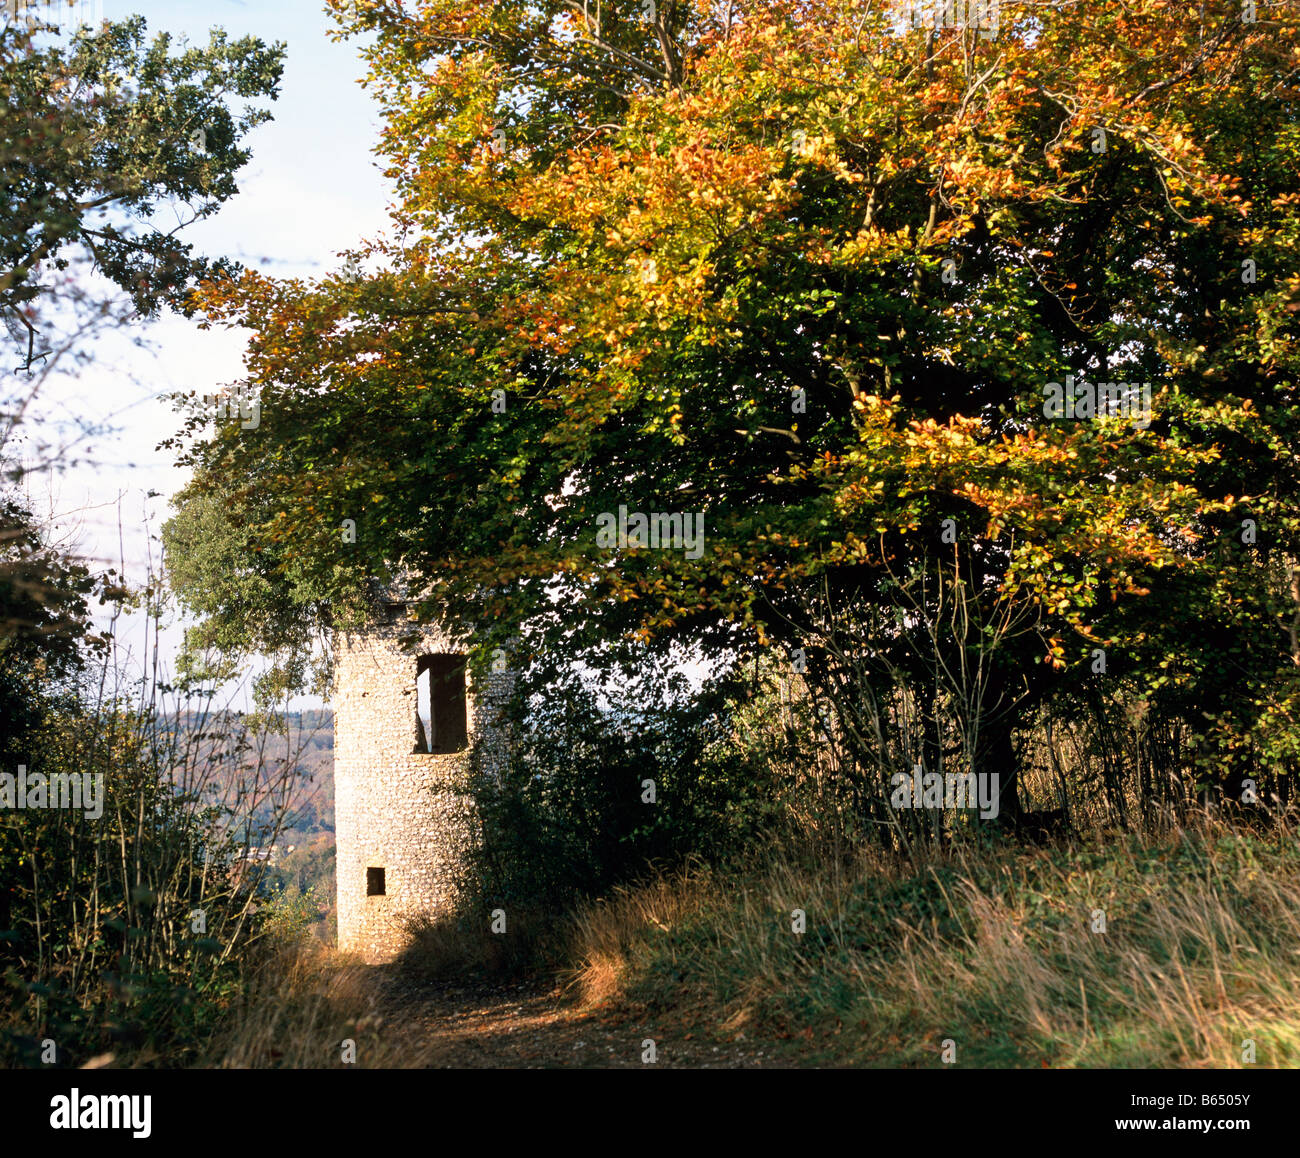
[180,812,1300,1069]
[198,938,430,1068]
[558,813,1300,1067]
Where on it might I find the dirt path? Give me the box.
[375,971,793,1068]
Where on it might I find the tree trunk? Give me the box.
[973,711,1021,826]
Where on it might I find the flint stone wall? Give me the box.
[334,605,512,963]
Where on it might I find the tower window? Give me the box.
[366,867,385,896]
[414,654,468,754]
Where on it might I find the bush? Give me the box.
[461,657,791,916]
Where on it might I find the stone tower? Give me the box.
[333,598,511,963]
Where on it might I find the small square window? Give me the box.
[366,867,385,896]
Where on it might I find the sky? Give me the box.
[22,0,393,708]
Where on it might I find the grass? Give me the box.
[97,813,1300,1068]
[196,937,427,1068]
[393,906,553,981]
[556,815,1300,1067]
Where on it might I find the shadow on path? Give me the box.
[371,968,790,1068]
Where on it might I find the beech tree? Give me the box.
[1,5,283,694]
[0,8,283,385]
[166,1,1300,824]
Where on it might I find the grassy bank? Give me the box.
[185,816,1300,1068]
[558,817,1300,1067]
[195,940,422,1068]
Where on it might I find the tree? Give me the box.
[0,3,285,746]
[0,6,313,1067]
[167,1,1300,825]
[1,0,287,847]
[1,7,284,468]
[0,488,108,773]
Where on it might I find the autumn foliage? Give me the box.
[168,1,1300,825]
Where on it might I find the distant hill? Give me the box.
[164,709,335,842]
